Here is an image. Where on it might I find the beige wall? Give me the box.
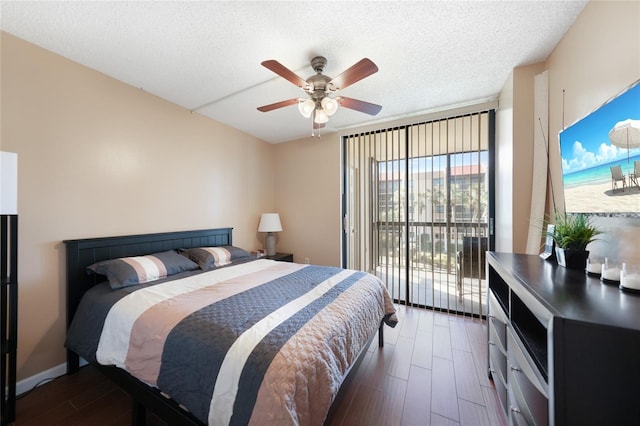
[1,32,276,380]
[273,135,343,267]
[495,1,639,258]
[4,0,639,385]
[513,63,547,253]
[545,0,640,260]
[276,0,640,263]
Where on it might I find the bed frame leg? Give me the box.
[378,322,384,347]
[66,351,80,375]
[132,399,146,426]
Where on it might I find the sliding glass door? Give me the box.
[343,111,494,316]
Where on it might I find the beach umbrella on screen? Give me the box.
[608,119,640,163]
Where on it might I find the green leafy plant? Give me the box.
[548,212,602,251]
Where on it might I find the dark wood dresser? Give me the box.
[487,252,640,426]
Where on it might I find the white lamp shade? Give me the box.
[298,99,315,118]
[258,213,283,232]
[314,108,329,124]
[1,152,18,214]
[321,97,339,116]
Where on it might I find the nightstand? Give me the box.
[265,252,293,262]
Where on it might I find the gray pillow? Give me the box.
[87,250,199,289]
[181,246,251,271]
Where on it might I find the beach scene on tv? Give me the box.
[560,80,640,214]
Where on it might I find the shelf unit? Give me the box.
[1,215,18,426]
[487,252,640,426]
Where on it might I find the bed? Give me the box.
[64,228,397,426]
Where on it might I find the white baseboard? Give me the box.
[16,358,88,396]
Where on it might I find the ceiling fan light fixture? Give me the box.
[298,98,315,118]
[258,56,381,131]
[314,108,329,124]
[321,96,339,116]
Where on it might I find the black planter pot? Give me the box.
[555,248,590,270]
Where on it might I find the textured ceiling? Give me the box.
[0,1,587,143]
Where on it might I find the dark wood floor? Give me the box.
[12,306,506,426]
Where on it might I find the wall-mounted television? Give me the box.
[559,79,640,216]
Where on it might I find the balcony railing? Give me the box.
[374,221,488,316]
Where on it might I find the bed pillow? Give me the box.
[181,246,251,270]
[87,250,199,289]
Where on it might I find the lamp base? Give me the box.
[265,232,276,256]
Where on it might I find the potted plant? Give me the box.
[548,212,602,270]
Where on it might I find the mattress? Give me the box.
[66,258,397,425]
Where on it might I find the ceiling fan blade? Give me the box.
[257,98,299,112]
[261,60,308,88]
[329,58,378,91]
[337,96,382,116]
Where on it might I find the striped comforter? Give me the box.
[72,259,397,425]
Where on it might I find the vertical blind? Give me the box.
[343,111,492,316]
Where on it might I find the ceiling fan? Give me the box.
[257,56,382,133]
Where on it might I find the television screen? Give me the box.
[559,79,640,215]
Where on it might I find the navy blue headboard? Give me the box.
[64,227,233,329]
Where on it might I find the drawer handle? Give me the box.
[510,365,522,372]
[510,406,522,414]
[489,341,496,346]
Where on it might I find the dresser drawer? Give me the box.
[509,362,548,426]
[492,364,508,414]
[507,331,548,426]
[489,316,507,352]
[507,330,548,398]
[508,387,532,426]
[489,341,507,385]
[489,291,509,323]
[488,292,508,352]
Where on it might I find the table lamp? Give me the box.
[258,213,282,256]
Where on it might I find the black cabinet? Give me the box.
[1,215,17,426]
[487,252,640,426]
